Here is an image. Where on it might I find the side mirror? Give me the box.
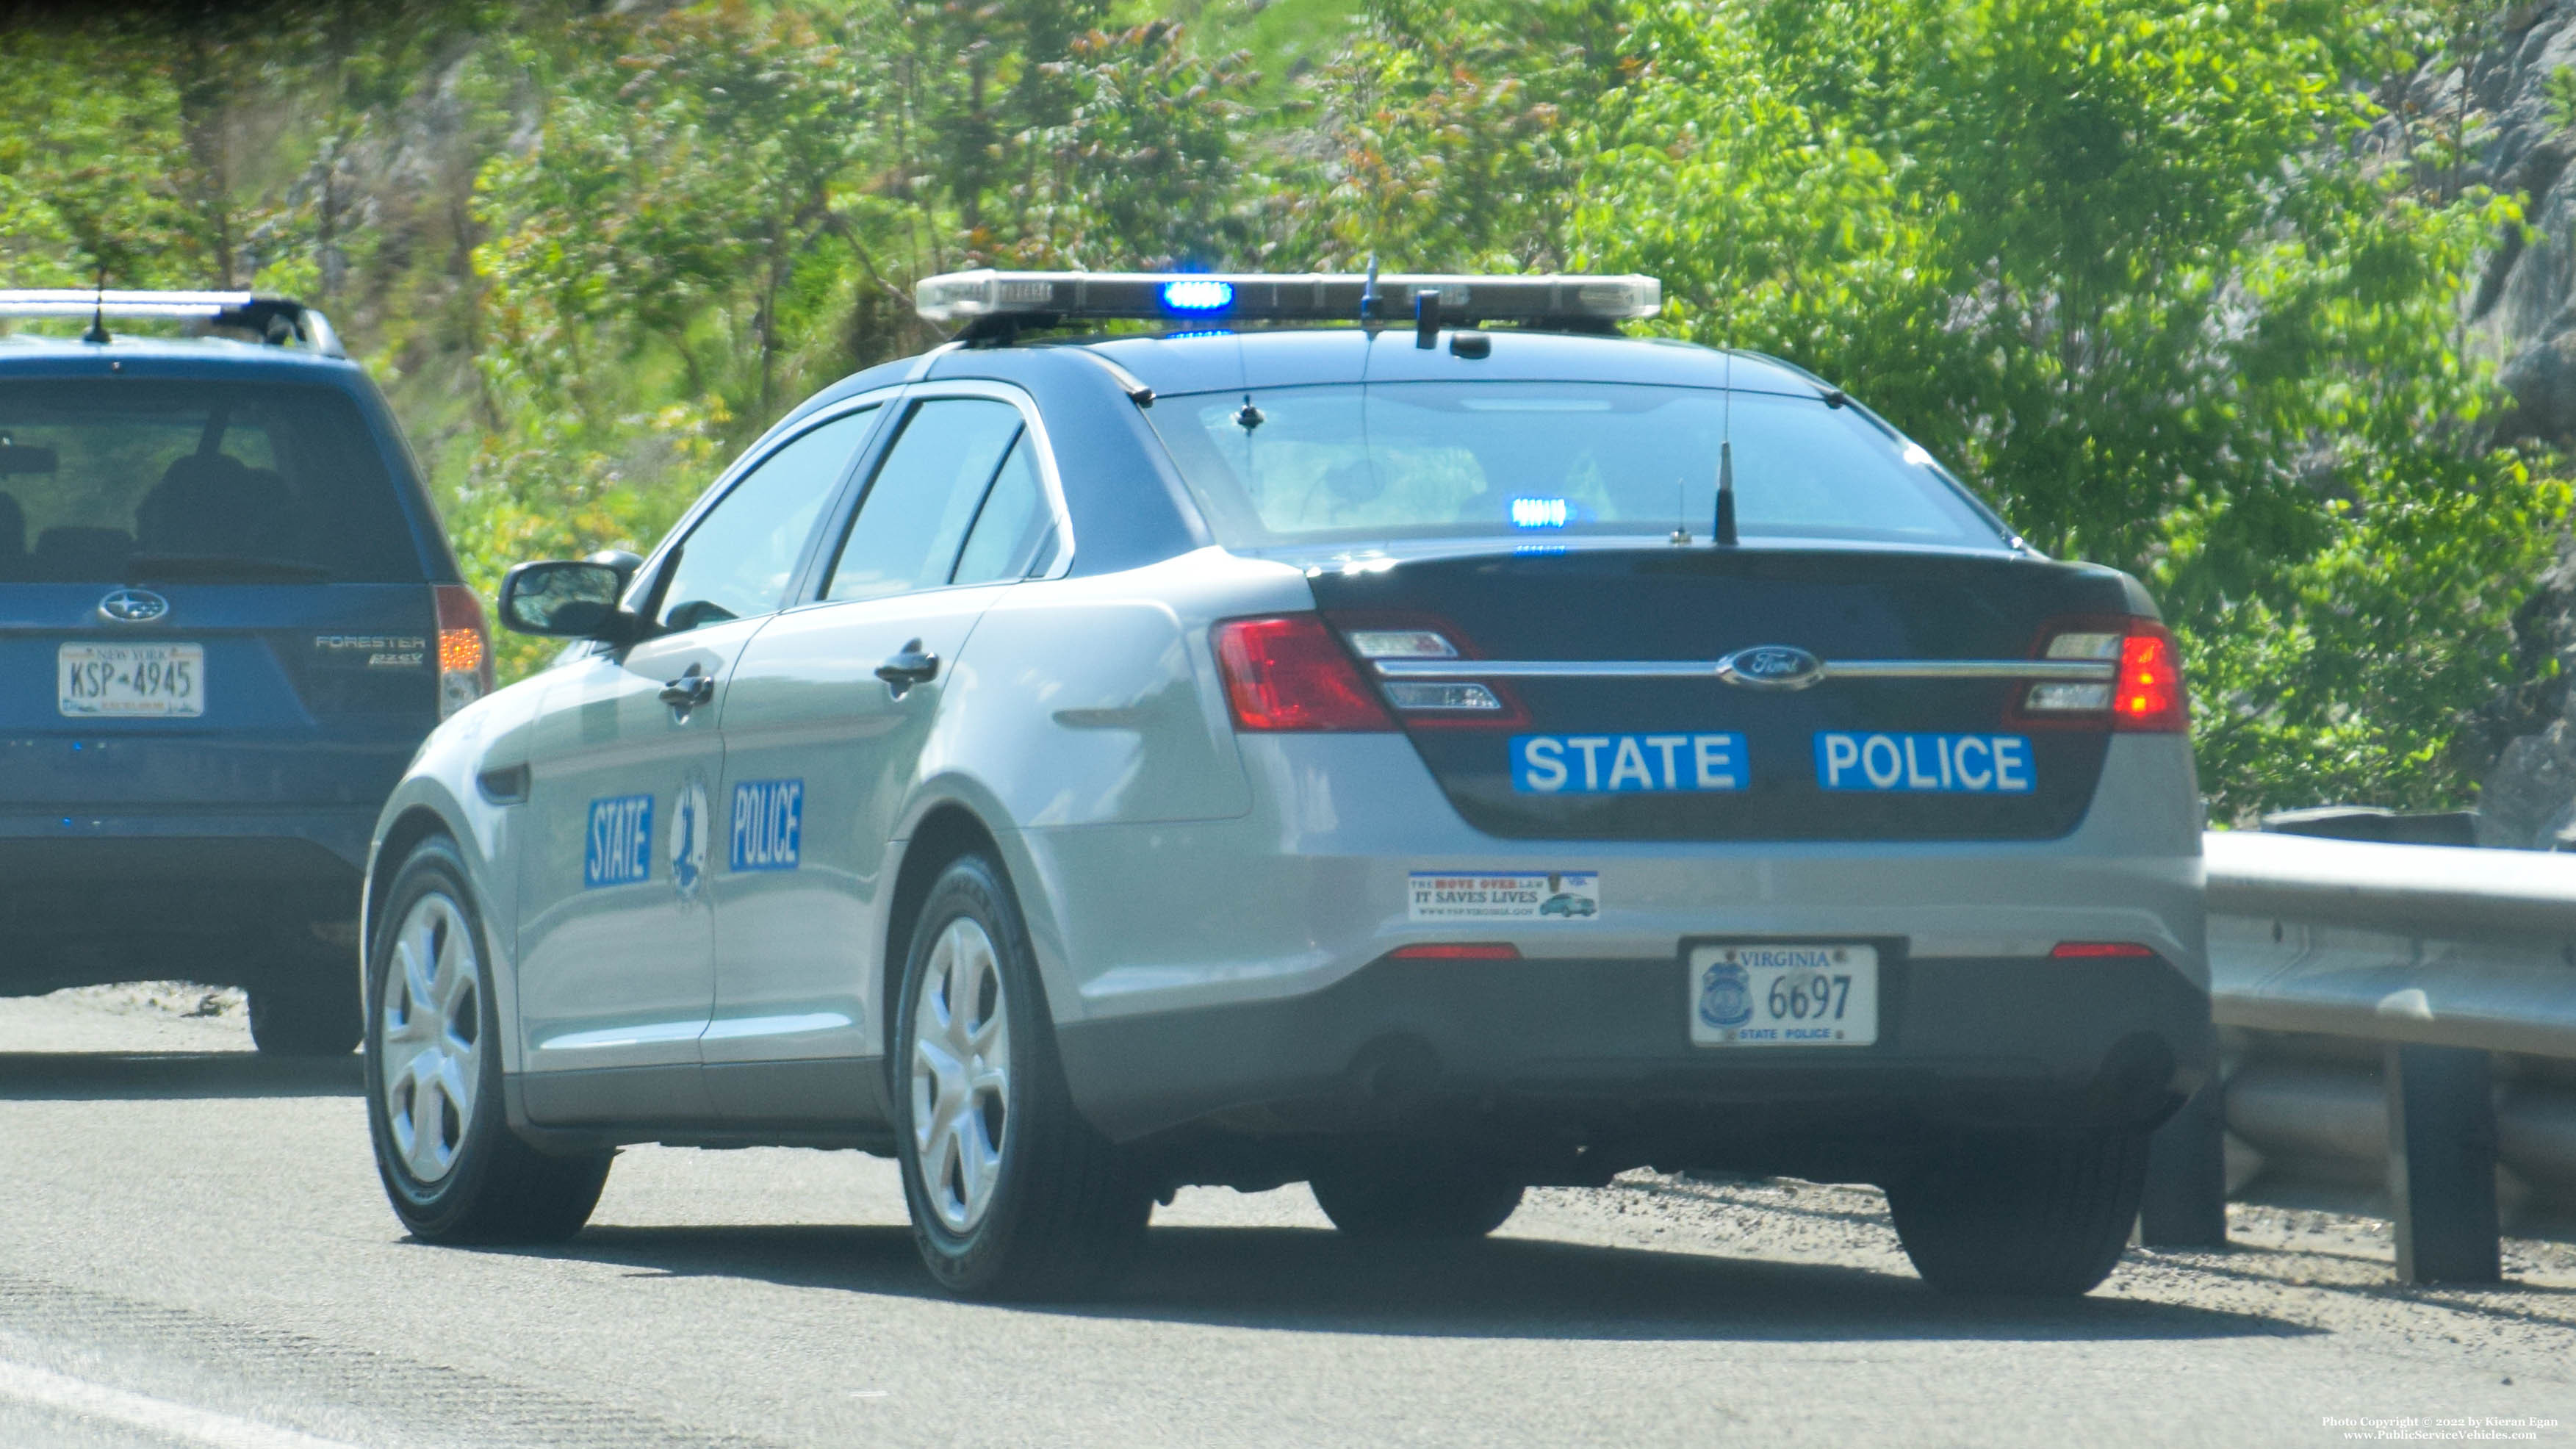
[497,560,638,641]
[585,548,644,587]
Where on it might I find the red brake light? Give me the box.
[2016,615,2188,733]
[2051,941,2156,959]
[2112,622,2187,733]
[1389,943,1522,960]
[435,583,494,718]
[1212,615,1394,732]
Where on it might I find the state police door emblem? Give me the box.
[1698,959,1753,1029]
[670,774,710,906]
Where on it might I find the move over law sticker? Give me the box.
[1408,870,1599,922]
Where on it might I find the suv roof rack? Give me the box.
[915,269,1661,344]
[0,290,345,358]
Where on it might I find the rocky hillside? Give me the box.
[2425,4,2576,844]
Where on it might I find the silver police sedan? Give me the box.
[361,271,2210,1299]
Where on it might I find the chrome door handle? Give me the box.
[659,666,716,710]
[874,640,940,699]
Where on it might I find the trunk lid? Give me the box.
[1307,544,2139,841]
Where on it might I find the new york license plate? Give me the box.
[1688,943,1879,1048]
[59,643,204,717]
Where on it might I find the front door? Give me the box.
[511,403,885,1124]
[707,394,1063,1119]
[513,625,744,1118]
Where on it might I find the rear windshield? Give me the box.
[1147,381,2008,550]
[0,379,422,583]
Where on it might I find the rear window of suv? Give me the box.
[1146,381,2008,551]
[0,379,423,583]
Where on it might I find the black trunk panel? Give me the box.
[1312,547,2135,842]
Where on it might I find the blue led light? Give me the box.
[1162,328,1236,340]
[1510,497,1570,528]
[1161,279,1236,314]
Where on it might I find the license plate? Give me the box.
[58,643,205,717]
[1688,943,1879,1048]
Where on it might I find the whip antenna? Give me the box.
[1714,350,1738,547]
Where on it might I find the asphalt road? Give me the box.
[0,988,2568,1449]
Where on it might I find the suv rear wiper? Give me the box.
[123,553,331,584]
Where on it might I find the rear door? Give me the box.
[706,391,1062,1115]
[0,375,438,823]
[512,407,881,1119]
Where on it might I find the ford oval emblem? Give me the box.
[97,587,170,625]
[1716,644,1825,691]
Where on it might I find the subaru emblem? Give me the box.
[1716,644,1825,691]
[97,587,170,625]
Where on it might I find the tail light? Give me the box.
[1389,943,1522,960]
[1212,615,1392,732]
[434,583,494,719]
[1328,612,1528,727]
[2110,624,2187,732]
[2051,941,2157,959]
[2016,616,2188,733]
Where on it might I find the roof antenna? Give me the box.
[1713,350,1738,547]
[1359,253,1381,335]
[81,267,109,345]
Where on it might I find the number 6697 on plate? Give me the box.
[1688,943,1879,1048]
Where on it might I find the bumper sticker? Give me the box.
[1408,871,1599,921]
[730,778,804,872]
[1511,732,1744,794]
[583,794,655,888]
[1813,732,2033,793]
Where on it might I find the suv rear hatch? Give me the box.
[1306,545,2145,842]
[0,375,450,813]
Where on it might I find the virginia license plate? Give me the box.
[59,643,204,717]
[1688,943,1879,1048]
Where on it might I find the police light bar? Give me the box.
[0,290,345,356]
[913,270,1662,334]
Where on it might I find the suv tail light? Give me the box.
[2017,616,2188,733]
[435,584,494,719]
[1212,615,1394,732]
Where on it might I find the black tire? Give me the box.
[1884,1131,2149,1296]
[248,950,362,1057]
[1310,1151,1525,1240]
[893,853,1149,1300]
[364,835,611,1245]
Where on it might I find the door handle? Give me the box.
[660,665,716,711]
[874,640,940,700]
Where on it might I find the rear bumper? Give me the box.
[1057,952,2215,1152]
[0,814,370,988]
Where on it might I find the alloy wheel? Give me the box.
[380,891,482,1184]
[910,916,1012,1233]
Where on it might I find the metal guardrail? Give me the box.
[2144,831,2576,1281]
[2206,831,2576,1057]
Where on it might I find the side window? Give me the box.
[824,398,1023,603]
[653,409,874,632]
[951,433,1059,586]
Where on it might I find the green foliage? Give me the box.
[0,0,2563,813]
[1272,0,1620,270]
[1572,0,2566,816]
[0,29,208,288]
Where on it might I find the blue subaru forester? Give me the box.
[0,291,483,1054]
